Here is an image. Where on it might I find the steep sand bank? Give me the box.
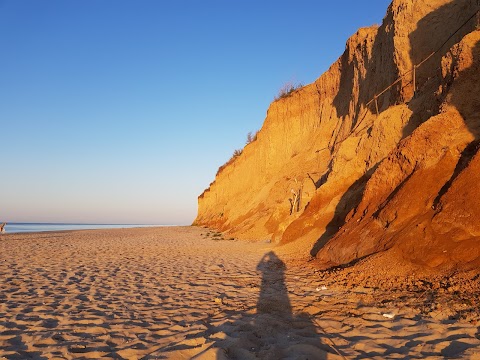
[0,226,479,359]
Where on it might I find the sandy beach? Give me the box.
[0,226,479,359]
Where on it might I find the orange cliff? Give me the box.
[196,0,480,274]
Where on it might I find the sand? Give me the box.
[0,226,479,359]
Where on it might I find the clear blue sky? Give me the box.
[0,0,390,225]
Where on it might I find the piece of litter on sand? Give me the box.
[383,312,395,319]
[316,286,328,291]
[214,297,223,304]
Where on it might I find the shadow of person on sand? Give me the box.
[256,251,293,318]
[201,251,339,360]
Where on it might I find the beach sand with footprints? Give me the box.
[0,226,479,359]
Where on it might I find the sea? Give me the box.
[2,223,160,234]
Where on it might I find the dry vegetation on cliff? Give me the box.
[274,81,304,101]
[215,131,260,177]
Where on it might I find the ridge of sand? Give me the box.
[0,226,479,359]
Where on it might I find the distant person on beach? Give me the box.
[0,223,6,233]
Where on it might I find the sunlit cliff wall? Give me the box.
[196,0,479,272]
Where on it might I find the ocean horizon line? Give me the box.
[1,223,179,234]
[5,222,167,226]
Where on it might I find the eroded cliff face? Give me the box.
[196,0,479,273]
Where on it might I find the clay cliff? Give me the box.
[196,0,480,274]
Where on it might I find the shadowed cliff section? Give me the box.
[196,0,480,274]
[313,30,480,272]
[310,0,479,261]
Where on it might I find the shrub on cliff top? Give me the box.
[232,148,243,157]
[216,148,243,176]
[275,81,303,101]
[216,129,258,177]
[246,131,258,145]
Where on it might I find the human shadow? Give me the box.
[187,251,339,359]
[255,251,293,318]
[222,251,338,359]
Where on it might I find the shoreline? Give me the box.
[0,223,170,235]
[0,226,479,358]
